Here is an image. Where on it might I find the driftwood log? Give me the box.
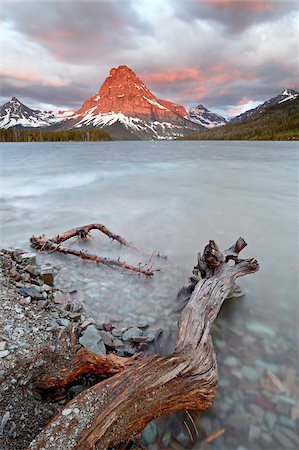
[28,238,259,450]
[30,223,166,277]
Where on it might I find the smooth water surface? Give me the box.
[0,141,298,449]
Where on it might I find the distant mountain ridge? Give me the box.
[0,66,298,140]
[0,97,73,129]
[230,88,298,123]
[187,104,227,128]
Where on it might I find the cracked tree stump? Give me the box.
[28,238,259,450]
[30,223,165,277]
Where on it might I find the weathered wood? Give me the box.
[30,223,165,277]
[28,238,259,450]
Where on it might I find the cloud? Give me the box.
[1,1,151,64]
[0,0,298,116]
[171,0,298,33]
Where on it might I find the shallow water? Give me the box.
[0,140,298,449]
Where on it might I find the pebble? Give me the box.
[0,350,10,358]
[0,341,7,351]
[122,327,143,341]
[99,330,114,347]
[227,413,250,431]
[278,414,296,429]
[62,408,72,416]
[79,325,106,355]
[223,356,238,367]
[141,421,158,445]
[21,252,36,265]
[241,366,260,381]
[57,318,71,327]
[246,321,275,337]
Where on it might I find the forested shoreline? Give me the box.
[0,128,111,142]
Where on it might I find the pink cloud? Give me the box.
[0,70,66,87]
[205,0,274,13]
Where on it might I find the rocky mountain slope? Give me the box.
[184,94,299,140]
[66,65,201,139]
[187,104,227,128]
[230,89,298,123]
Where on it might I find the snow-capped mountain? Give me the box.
[0,97,73,129]
[68,65,202,139]
[187,104,227,128]
[230,89,299,123]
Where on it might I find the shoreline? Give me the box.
[0,249,155,449]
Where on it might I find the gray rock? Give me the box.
[24,264,39,277]
[278,415,296,429]
[249,404,264,421]
[122,327,142,342]
[241,366,260,381]
[246,321,275,337]
[21,253,36,265]
[112,329,123,338]
[0,350,10,358]
[142,421,157,445]
[223,356,238,367]
[227,413,250,431]
[79,325,106,355]
[57,318,71,327]
[0,342,7,351]
[99,330,114,347]
[112,338,124,348]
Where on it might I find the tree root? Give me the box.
[30,223,166,277]
[27,237,259,450]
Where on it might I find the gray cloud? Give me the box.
[171,0,298,34]
[1,0,298,116]
[1,0,151,64]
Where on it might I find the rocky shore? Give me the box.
[0,249,156,450]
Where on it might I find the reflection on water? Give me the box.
[0,141,298,449]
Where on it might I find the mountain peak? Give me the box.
[10,97,21,103]
[75,66,191,125]
[281,88,298,96]
[109,65,135,77]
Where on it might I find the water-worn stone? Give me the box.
[141,421,158,445]
[223,356,238,367]
[249,404,264,421]
[227,413,250,431]
[21,253,36,265]
[79,325,106,355]
[122,327,142,342]
[40,266,54,285]
[0,342,7,351]
[246,321,275,337]
[18,286,44,300]
[0,350,10,358]
[57,318,71,327]
[278,415,296,429]
[99,330,114,347]
[241,366,260,381]
[24,264,39,277]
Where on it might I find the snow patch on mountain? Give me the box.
[0,97,74,129]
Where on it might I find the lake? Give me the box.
[0,140,298,449]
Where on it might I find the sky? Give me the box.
[1,0,298,117]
